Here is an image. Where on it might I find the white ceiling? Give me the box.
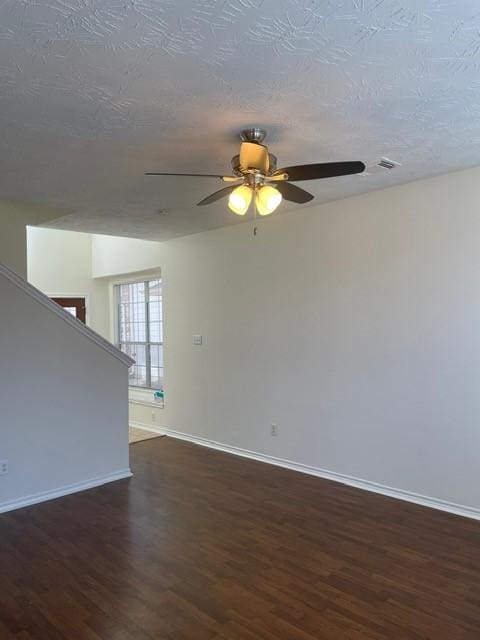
[2,0,480,241]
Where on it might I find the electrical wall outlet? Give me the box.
[193,334,203,345]
[270,423,279,437]
[151,412,156,423]
[0,460,8,475]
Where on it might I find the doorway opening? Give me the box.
[51,297,87,323]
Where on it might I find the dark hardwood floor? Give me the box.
[1,438,480,639]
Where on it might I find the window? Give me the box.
[115,279,163,389]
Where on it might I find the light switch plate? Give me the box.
[193,334,203,345]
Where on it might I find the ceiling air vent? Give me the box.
[377,157,401,170]
[362,157,402,176]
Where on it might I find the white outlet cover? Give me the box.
[193,334,203,345]
[0,460,8,475]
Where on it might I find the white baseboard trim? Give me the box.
[0,468,132,514]
[131,420,480,521]
[129,421,166,435]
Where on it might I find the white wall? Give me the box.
[0,266,131,512]
[92,165,480,514]
[27,227,109,337]
[92,235,163,277]
[0,204,47,279]
[0,207,30,278]
[0,202,68,279]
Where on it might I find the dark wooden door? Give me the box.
[51,297,86,323]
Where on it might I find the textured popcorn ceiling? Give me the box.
[2,0,480,240]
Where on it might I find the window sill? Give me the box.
[129,387,164,409]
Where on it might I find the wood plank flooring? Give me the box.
[1,437,480,639]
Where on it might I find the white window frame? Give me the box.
[112,274,163,391]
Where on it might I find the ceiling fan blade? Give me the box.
[197,185,237,206]
[275,182,314,204]
[273,161,365,181]
[145,172,227,179]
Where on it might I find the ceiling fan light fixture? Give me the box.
[256,185,282,216]
[228,184,252,215]
[146,128,365,212]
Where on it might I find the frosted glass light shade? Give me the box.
[256,185,282,216]
[228,185,252,215]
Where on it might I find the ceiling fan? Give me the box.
[146,128,365,217]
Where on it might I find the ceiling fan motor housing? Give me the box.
[240,128,267,144]
[231,151,277,177]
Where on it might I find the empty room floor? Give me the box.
[1,439,480,639]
